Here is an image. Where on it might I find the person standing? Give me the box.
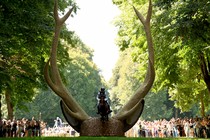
[11,119,17,137]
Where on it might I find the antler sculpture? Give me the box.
[44,0,155,136]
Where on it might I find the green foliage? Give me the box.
[63,42,104,117]
[113,0,148,51]
[167,0,209,44]
[142,90,174,120]
[15,90,61,126]
[0,0,55,110]
[0,0,79,118]
[152,0,210,114]
[15,36,104,121]
[109,48,176,120]
[113,0,210,115]
[109,48,142,114]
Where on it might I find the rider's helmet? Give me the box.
[100,87,105,93]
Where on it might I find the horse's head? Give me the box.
[99,97,105,103]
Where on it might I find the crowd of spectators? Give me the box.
[126,115,210,138]
[0,117,77,138]
[0,117,46,138]
[1,115,210,138]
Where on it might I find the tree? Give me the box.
[60,39,105,117]
[0,0,77,119]
[109,48,143,113]
[152,0,210,116]
[15,38,105,122]
[113,0,210,116]
[109,48,176,120]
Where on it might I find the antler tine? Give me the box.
[113,0,155,120]
[44,0,90,121]
[146,0,152,25]
[50,0,75,87]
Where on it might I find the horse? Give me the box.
[97,96,111,121]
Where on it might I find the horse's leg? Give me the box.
[106,115,108,121]
[101,115,105,121]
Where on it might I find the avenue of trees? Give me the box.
[0,0,210,124]
[0,0,105,122]
[110,0,210,119]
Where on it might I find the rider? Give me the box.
[97,87,112,114]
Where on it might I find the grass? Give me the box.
[0,137,207,140]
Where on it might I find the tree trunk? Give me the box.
[175,108,178,119]
[200,93,205,117]
[5,89,13,120]
[0,94,2,119]
[199,52,210,96]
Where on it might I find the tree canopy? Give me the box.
[15,38,105,122]
[0,0,104,120]
[112,0,210,117]
[0,0,57,119]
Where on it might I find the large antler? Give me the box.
[44,0,154,135]
[113,0,155,130]
[44,0,90,124]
